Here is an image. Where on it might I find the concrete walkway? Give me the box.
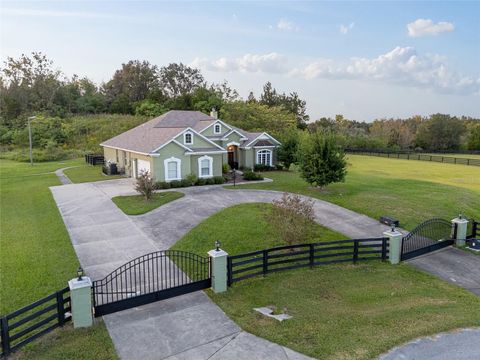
[54,166,75,185]
[50,180,314,360]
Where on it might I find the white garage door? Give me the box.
[137,159,151,176]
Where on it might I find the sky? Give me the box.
[1,0,479,121]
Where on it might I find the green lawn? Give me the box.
[230,155,480,230]
[173,203,480,360]
[112,192,184,215]
[0,159,117,359]
[63,164,123,183]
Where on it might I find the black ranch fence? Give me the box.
[1,287,71,357]
[227,238,388,285]
[346,149,480,167]
[467,220,479,240]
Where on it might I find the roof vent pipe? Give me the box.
[210,108,218,119]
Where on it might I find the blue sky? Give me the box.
[1,1,479,121]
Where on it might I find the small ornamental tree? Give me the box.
[135,170,154,200]
[297,131,347,188]
[267,193,315,246]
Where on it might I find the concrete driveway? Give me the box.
[51,178,479,359]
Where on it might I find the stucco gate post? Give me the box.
[68,276,93,328]
[383,228,403,264]
[208,246,229,293]
[452,215,469,247]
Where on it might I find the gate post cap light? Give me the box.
[215,240,221,251]
[77,266,84,281]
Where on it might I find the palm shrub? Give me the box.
[297,131,347,188]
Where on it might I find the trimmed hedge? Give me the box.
[155,175,225,190]
[243,171,264,181]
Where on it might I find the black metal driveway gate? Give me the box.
[92,250,211,316]
[401,218,454,261]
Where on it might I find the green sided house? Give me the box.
[100,109,281,181]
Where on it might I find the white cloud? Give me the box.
[339,22,355,35]
[277,18,298,31]
[407,19,454,37]
[192,48,479,95]
[295,46,479,95]
[191,53,287,74]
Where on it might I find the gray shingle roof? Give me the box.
[101,110,277,154]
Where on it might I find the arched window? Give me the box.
[214,124,221,134]
[256,149,272,166]
[164,157,181,181]
[198,155,213,178]
[184,132,193,145]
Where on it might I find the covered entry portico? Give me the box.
[226,142,239,169]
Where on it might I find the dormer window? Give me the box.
[184,132,193,145]
[214,124,221,134]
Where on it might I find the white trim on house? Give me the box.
[198,155,213,178]
[226,141,241,147]
[185,150,227,155]
[180,127,226,151]
[151,139,193,154]
[253,145,276,148]
[221,129,248,141]
[100,144,150,156]
[256,149,273,166]
[245,132,281,147]
[199,119,232,134]
[164,156,182,181]
[184,131,193,145]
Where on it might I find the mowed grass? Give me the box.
[173,203,480,360]
[231,155,480,230]
[112,192,184,215]
[0,159,117,359]
[171,203,345,255]
[64,164,123,183]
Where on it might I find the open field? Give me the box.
[232,155,480,230]
[173,203,480,360]
[112,191,185,215]
[0,159,116,359]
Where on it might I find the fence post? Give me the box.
[0,316,10,356]
[68,276,93,328]
[56,291,66,327]
[383,228,403,264]
[226,257,232,287]
[381,237,387,261]
[353,241,359,264]
[262,250,268,276]
[451,216,468,247]
[208,247,228,293]
[309,244,314,268]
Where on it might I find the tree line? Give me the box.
[0,52,478,162]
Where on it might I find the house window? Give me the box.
[198,155,213,178]
[164,157,181,181]
[214,124,221,134]
[184,132,193,145]
[256,149,272,166]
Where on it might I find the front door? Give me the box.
[228,151,234,169]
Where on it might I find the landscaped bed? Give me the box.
[229,155,480,230]
[173,202,480,360]
[112,191,184,215]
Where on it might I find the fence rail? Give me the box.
[227,238,389,285]
[346,149,480,166]
[0,287,71,357]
